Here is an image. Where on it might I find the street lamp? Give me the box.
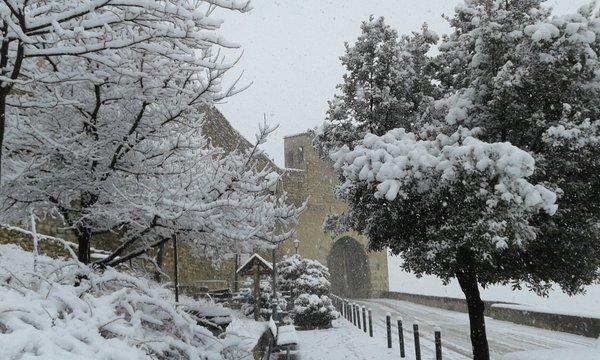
[293,239,300,255]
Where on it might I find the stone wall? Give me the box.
[281,133,389,297]
[384,291,600,338]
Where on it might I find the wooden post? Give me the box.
[344,300,348,320]
[398,317,405,358]
[344,300,350,321]
[368,308,373,337]
[352,303,357,326]
[362,306,367,333]
[233,253,239,292]
[271,247,277,321]
[348,302,352,322]
[413,322,421,360]
[172,234,179,303]
[435,326,443,360]
[272,302,278,322]
[345,301,349,321]
[386,312,392,348]
[254,264,260,321]
[347,301,351,321]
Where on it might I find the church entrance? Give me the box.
[327,236,371,298]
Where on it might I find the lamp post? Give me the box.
[293,239,300,255]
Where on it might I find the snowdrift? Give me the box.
[0,244,247,359]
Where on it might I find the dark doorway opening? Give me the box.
[327,236,371,298]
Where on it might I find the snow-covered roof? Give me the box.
[236,253,273,275]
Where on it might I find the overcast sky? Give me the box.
[216,0,592,166]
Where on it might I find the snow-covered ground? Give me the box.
[296,318,421,360]
[298,299,598,359]
[0,244,251,359]
[225,317,267,352]
[388,255,600,318]
[357,298,598,360]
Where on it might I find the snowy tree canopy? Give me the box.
[0,0,304,266]
[322,3,600,359]
[432,0,600,293]
[0,0,251,177]
[326,0,600,297]
[332,126,558,284]
[314,16,439,155]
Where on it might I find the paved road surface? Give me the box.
[352,298,597,359]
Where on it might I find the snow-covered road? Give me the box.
[354,298,597,359]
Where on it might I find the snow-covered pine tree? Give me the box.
[277,254,331,297]
[435,3,600,350]
[322,3,600,359]
[314,16,439,154]
[276,255,338,329]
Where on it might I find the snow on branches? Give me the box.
[0,0,251,176]
[0,0,304,265]
[2,107,302,266]
[333,127,557,216]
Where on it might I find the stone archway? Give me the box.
[327,236,371,298]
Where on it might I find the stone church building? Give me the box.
[0,106,389,298]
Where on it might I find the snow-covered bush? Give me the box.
[277,254,331,297]
[0,244,249,359]
[258,279,288,319]
[240,279,287,320]
[276,255,338,328]
[292,294,337,330]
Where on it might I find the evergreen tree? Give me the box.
[322,4,600,359]
[277,254,331,297]
[277,255,338,329]
[315,16,438,154]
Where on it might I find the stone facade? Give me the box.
[279,133,389,298]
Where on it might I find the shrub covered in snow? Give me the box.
[276,255,338,328]
[292,294,338,329]
[0,244,249,359]
[240,279,287,320]
[277,254,331,297]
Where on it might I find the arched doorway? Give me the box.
[327,236,370,298]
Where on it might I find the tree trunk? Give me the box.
[0,93,6,181]
[76,225,92,264]
[457,271,490,360]
[154,243,164,282]
[254,265,260,321]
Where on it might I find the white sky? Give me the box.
[216,0,592,166]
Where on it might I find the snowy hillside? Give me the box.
[0,244,247,359]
